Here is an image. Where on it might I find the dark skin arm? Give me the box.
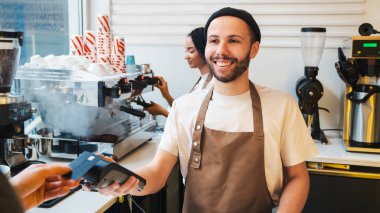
[144,101,169,117]
[154,76,174,107]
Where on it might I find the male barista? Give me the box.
[100,7,318,212]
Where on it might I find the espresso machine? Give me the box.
[14,65,158,160]
[0,31,36,174]
[335,23,380,153]
[296,27,328,144]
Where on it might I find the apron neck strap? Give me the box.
[249,81,263,133]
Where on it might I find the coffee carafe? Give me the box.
[0,31,37,174]
[335,23,380,150]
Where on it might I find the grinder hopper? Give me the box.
[0,31,23,93]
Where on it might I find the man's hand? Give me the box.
[154,76,174,106]
[10,164,80,211]
[98,176,140,197]
[97,149,178,198]
[144,101,169,117]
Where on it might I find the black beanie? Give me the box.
[205,7,261,43]
[188,27,207,62]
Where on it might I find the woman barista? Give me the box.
[145,27,213,117]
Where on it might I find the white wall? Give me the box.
[88,0,380,128]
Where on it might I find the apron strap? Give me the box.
[189,86,214,169]
[189,77,202,93]
[249,82,264,133]
[201,73,213,90]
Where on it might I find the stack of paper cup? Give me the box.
[96,14,111,64]
[70,35,84,56]
[83,31,97,63]
[111,37,126,73]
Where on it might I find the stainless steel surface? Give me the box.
[0,93,24,104]
[343,73,380,147]
[25,138,39,160]
[343,85,352,141]
[15,67,151,107]
[2,137,27,167]
[350,89,380,144]
[141,64,151,74]
[113,122,156,160]
[13,67,157,159]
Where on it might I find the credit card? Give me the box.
[65,151,101,180]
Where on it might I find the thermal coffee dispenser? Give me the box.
[335,23,380,153]
[0,31,38,175]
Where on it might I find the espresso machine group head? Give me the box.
[0,31,37,174]
[296,27,328,144]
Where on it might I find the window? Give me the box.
[0,0,81,64]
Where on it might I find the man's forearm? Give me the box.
[130,164,167,196]
[130,149,178,196]
[277,163,310,213]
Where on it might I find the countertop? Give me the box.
[309,132,380,168]
[28,134,161,213]
[28,132,380,212]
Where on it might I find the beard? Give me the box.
[207,51,251,83]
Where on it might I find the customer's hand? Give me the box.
[10,164,80,211]
[144,101,169,117]
[154,76,174,106]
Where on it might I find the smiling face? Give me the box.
[184,36,206,69]
[205,16,259,83]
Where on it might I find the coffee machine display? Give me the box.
[296,27,329,144]
[335,23,380,153]
[0,31,39,174]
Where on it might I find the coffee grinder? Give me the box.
[335,23,380,153]
[0,31,35,174]
[296,27,328,144]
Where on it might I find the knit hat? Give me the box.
[205,7,261,43]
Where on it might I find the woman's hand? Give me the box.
[154,76,174,106]
[10,164,80,211]
[144,101,169,117]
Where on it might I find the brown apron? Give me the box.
[189,72,213,93]
[183,82,273,213]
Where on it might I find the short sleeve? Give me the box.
[280,95,319,167]
[158,100,180,157]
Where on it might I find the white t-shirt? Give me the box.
[190,72,214,93]
[159,83,318,203]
